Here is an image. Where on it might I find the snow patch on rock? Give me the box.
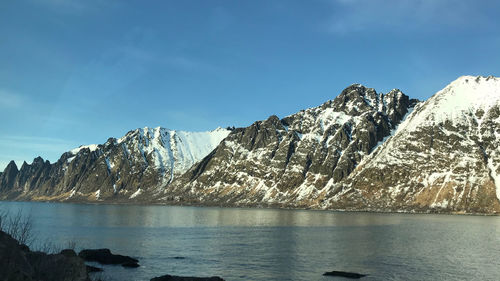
[129,188,142,199]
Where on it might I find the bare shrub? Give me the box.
[0,208,77,255]
[0,209,35,246]
[36,238,61,254]
[0,209,8,230]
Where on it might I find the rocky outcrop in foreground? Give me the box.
[78,248,139,267]
[0,230,89,281]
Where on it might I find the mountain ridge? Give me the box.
[161,83,419,209]
[2,75,500,214]
[328,75,500,213]
[0,127,230,201]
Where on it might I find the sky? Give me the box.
[1,0,500,171]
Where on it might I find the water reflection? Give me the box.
[1,201,500,281]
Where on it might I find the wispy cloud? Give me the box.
[0,135,75,153]
[326,0,490,34]
[117,44,222,74]
[0,135,79,170]
[165,56,221,73]
[0,88,75,125]
[55,44,223,109]
[34,0,85,9]
[31,0,117,13]
[0,90,23,109]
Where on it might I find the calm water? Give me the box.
[1,201,500,281]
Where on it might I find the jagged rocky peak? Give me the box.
[321,84,417,121]
[169,83,419,206]
[18,157,50,173]
[4,76,500,214]
[0,161,19,190]
[280,84,418,149]
[4,160,18,173]
[32,156,50,166]
[0,126,231,202]
[329,84,380,114]
[335,75,500,213]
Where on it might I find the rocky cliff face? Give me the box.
[0,161,19,192]
[328,76,500,213]
[165,85,418,207]
[0,127,229,201]
[2,76,500,214]
[163,76,500,214]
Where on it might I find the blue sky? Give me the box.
[1,0,499,170]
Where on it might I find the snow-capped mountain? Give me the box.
[332,76,500,213]
[0,127,230,201]
[1,76,500,214]
[166,84,418,207]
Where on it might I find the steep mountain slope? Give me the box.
[0,127,230,201]
[165,85,418,207]
[2,76,500,214]
[328,76,500,213]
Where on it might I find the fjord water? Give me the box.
[1,202,500,281]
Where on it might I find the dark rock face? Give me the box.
[151,275,224,281]
[0,230,89,281]
[0,160,18,191]
[331,76,500,214]
[323,271,366,279]
[167,85,418,208]
[78,248,138,265]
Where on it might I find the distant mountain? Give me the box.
[1,76,500,214]
[0,127,230,201]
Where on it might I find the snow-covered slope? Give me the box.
[115,127,230,182]
[403,75,500,131]
[333,76,500,213]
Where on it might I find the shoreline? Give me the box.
[1,198,498,217]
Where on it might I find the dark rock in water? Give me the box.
[0,230,89,281]
[60,249,77,257]
[151,274,225,281]
[323,271,366,279]
[171,256,186,259]
[78,248,138,265]
[86,265,104,272]
[122,261,140,268]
